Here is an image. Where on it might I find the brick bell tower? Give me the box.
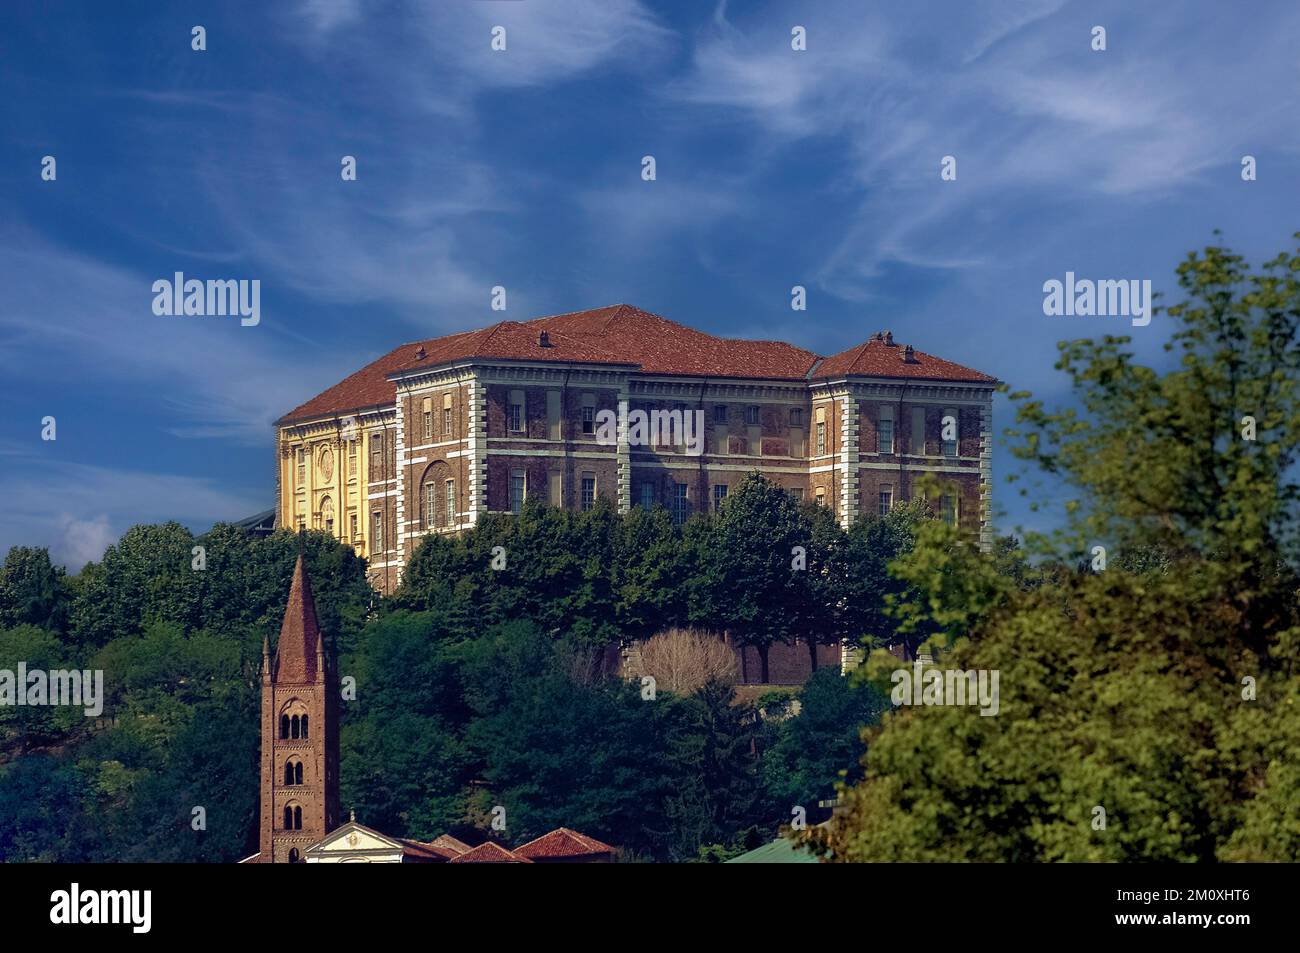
[258,554,340,863]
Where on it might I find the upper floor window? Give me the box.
[321,496,334,535]
[296,449,306,484]
[713,484,728,512]
[423,409,433,441]
[789,407,803,428]
[581,406,595,435]
[879,416,894,455]
[284,758,303,786]
[509,390,525,433]
[816,421,827,455]
[443,406,453,437]
[370,433,383,474]
[347,440,357,477]
[445,480,456,527]
[745,406,761,426]
[943,408,959,456]
[371,510,384,552]
[713,404,728,424]
[879,486,894,516]
[581,474,596,511]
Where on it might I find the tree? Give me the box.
[812,235,1300,862]
[687,474,824,682]
[636,627,738,695]
[0,547,69,633]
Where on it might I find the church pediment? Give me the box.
[305,822,404,857]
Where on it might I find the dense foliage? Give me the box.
[812,235,1300,862]
[0,476,904,862]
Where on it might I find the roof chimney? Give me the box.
[902,344,919,364]
[883,331,895,346]
[415,345,427,361]
[538,330,551,347]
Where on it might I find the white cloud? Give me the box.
[0,448,265,571]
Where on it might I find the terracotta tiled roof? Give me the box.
[422,834,472,857]
[395,838,456,861]
[513,827,616,860]
[447,841,533,864]
[814,335,996,383]
[277,304,995,424]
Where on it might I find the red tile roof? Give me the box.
[277,304,994,424]
[447,841,533,864]
[814,335,996,383]
[513,827,616,860]
[422,834,472,857]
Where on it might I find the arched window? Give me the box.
[301,714,309,739]
[284,761,294,785]
[294,761,303,785]
[293,806,302,830]
[321,496,334,535]
[291,714,300,739]
[288,848,300,864]
[280,714,290,739]
[283,805,292,829]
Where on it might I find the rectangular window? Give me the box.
[815,487,826,506]
[422,397,433,441]
[912,407,926,455]
[508,391,525,433]
[640,482,655,509]
[347,440,357,477]
[672,483,689,525]
[581,405,595,435]
[581,473,596,511]
[371,511,384,552]
[510,469,526,514]
[943,408,959,456]
[713,404,728,424]
[789,407,803,428]
[792,487,805,501]
[425,483,437,530]
[549,471,563,507]
[879,486,894,516]
[816,421,826,455]
[746,406,760,426]
[879,416,894,455]
[370,433,383,476]
[547,390,562,440]
[445,480,456,527]
[942,492,958,526]
[713,484,728,512]
[296,448,306,484]
[443,406,452,438]
[349,512,358,542]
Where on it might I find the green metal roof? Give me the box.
[725,837,819,864]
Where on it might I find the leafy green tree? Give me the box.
[761,667,890,811]
[687,474,823,682]
[0,547,70,633]
[813,235,1300,862]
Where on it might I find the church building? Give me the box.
[241,555,616,864]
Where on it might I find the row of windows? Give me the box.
[279,714,309,739]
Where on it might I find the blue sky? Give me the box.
[3,0,1299,569]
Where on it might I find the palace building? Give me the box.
[275,304,998,594]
